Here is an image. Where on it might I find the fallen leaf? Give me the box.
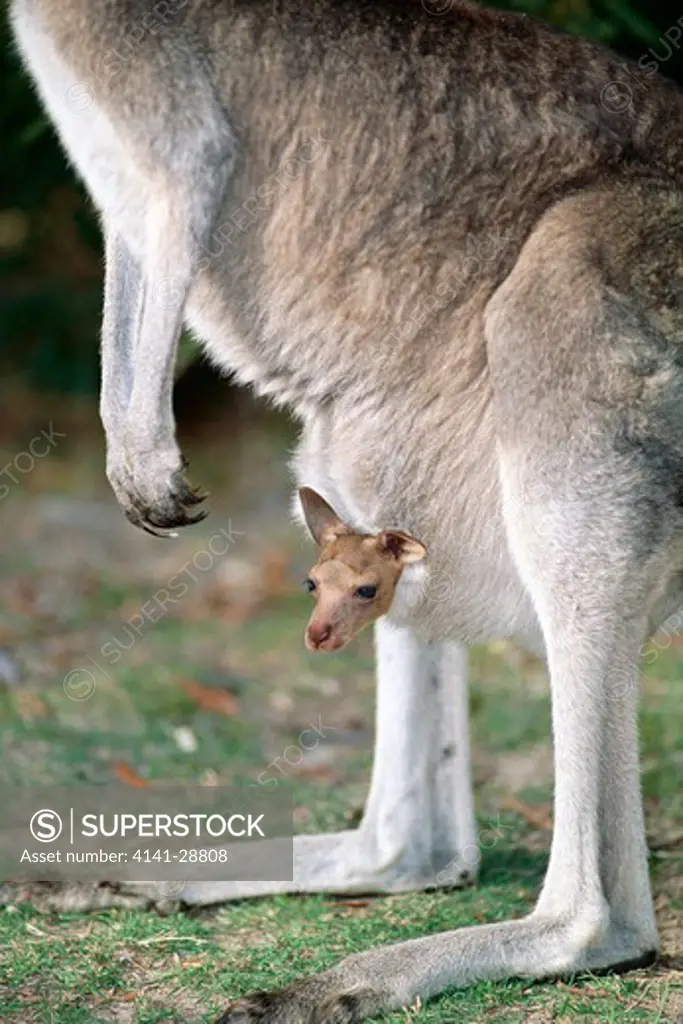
[10,576,37,615]
[173,726,198,753]
[15,692,48,719]
[293,806,312,826]
[269,691,295,713]
[500,794,553,831]
[292,764,341,784]
[112,761,149,787]
[180,679,239,717]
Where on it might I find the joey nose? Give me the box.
[307,624,332,649]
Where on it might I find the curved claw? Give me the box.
[143,497,209,531]
[174,477,208,506]
[183,486,209,505]
[141,522,173,538]
[123,506,170,538]
[185,507,210,525]
[117,459,210,535]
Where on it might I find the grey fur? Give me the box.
[10,0,683,1019]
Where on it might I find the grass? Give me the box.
[0,405,681,1023]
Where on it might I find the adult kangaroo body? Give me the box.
[12,0,683,1018]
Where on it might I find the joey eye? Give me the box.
[303,577,316,593]
[355,585,378,600]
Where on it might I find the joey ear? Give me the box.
[376,529,427,564]
[298,487,351,546]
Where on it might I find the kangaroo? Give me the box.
[299,486,427,651]
[10,0,683,1020]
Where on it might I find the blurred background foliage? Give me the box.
[1,0,683,395]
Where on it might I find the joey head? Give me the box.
[299,487,426,651]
